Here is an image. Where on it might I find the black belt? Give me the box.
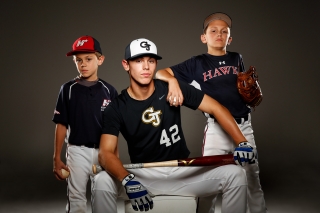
[234,115,249,124]
[71,143,99,148]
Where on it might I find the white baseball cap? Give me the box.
[125,38,162,60]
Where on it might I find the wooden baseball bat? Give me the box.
[92,154,235,174]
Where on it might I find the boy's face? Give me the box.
[73,53,104,81]
[201,20,232,51]
[122,56,157,86]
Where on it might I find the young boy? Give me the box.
[91,38,253,213]
[156,12,267,213]
[52,35,118,212]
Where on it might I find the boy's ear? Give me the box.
[122,60,130,72]
[228,37,233,45]
[98,55,105,65]
[200,34,207,44]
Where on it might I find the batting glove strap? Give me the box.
[122,173,135,186]
[238,142,253,148]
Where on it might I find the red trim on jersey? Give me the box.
[202,123,209,156]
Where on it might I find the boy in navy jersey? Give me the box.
[52,35,118,212]
[156,12,267,213]
[91,38,254,213]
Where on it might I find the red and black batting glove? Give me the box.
[233,142,257,166]
[122,173,154,211]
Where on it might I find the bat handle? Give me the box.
[123,163,144,169]
[92,164,103,174]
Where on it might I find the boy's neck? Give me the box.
[78,76,99,81]
[207,48,227,56]
[127,81,155,101]
[76,76,99,87]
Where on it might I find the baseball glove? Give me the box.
[237,66,263,109]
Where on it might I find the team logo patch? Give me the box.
[142,107,162,127]
[102,99,111,106]
[140,41,151,51]
[101,99,111,111]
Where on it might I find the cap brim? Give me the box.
[66,49,97,56]
[126,53,162,60]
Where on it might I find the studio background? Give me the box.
[1,1,319,212]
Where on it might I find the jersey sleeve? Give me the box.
[101,101,122,137]
[170,57,198,83]
[52,84,69,126]
[238,53,246,72]
[111,88,118,99]
[179,80,204,110]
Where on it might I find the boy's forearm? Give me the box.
[155,68,175,82]
[53,124,67,160]
[99,134,129,181]
[199,95,247,145]
[99,150,129,181]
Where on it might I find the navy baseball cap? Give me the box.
[203,12,232,31]
[66,35,102,56]
[125,38,162,60]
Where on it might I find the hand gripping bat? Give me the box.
[92,154,235,174]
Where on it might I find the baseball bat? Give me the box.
[92,154,235,174]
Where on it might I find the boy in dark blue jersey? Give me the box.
[52,35,118,213]
[156,12,267,213]
[91,38,254,213]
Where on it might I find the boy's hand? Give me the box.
[53,158,69,181]
[233,142,256,166]
[167,78,184,106]
[122,174,153,211]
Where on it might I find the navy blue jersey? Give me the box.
[170,51,250,118]
[102,79,204,163]
[52,78,118,146]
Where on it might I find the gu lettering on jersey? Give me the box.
[101,99,111,111]
[142,107,162,127]
[203,66,238,82]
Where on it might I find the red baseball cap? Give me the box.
[66,35,102,56]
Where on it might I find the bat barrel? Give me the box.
[177,154,235,166]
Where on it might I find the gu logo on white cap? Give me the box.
[125,38,162,60]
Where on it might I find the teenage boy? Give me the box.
[92,38,253,213]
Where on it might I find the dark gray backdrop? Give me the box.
[1,1,319,212]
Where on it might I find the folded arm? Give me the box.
[156,68,184,106]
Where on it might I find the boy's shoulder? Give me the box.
[98,78,113,86]
[60,78,77,88]
[226,51,242,57]
[97,78,117,92]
